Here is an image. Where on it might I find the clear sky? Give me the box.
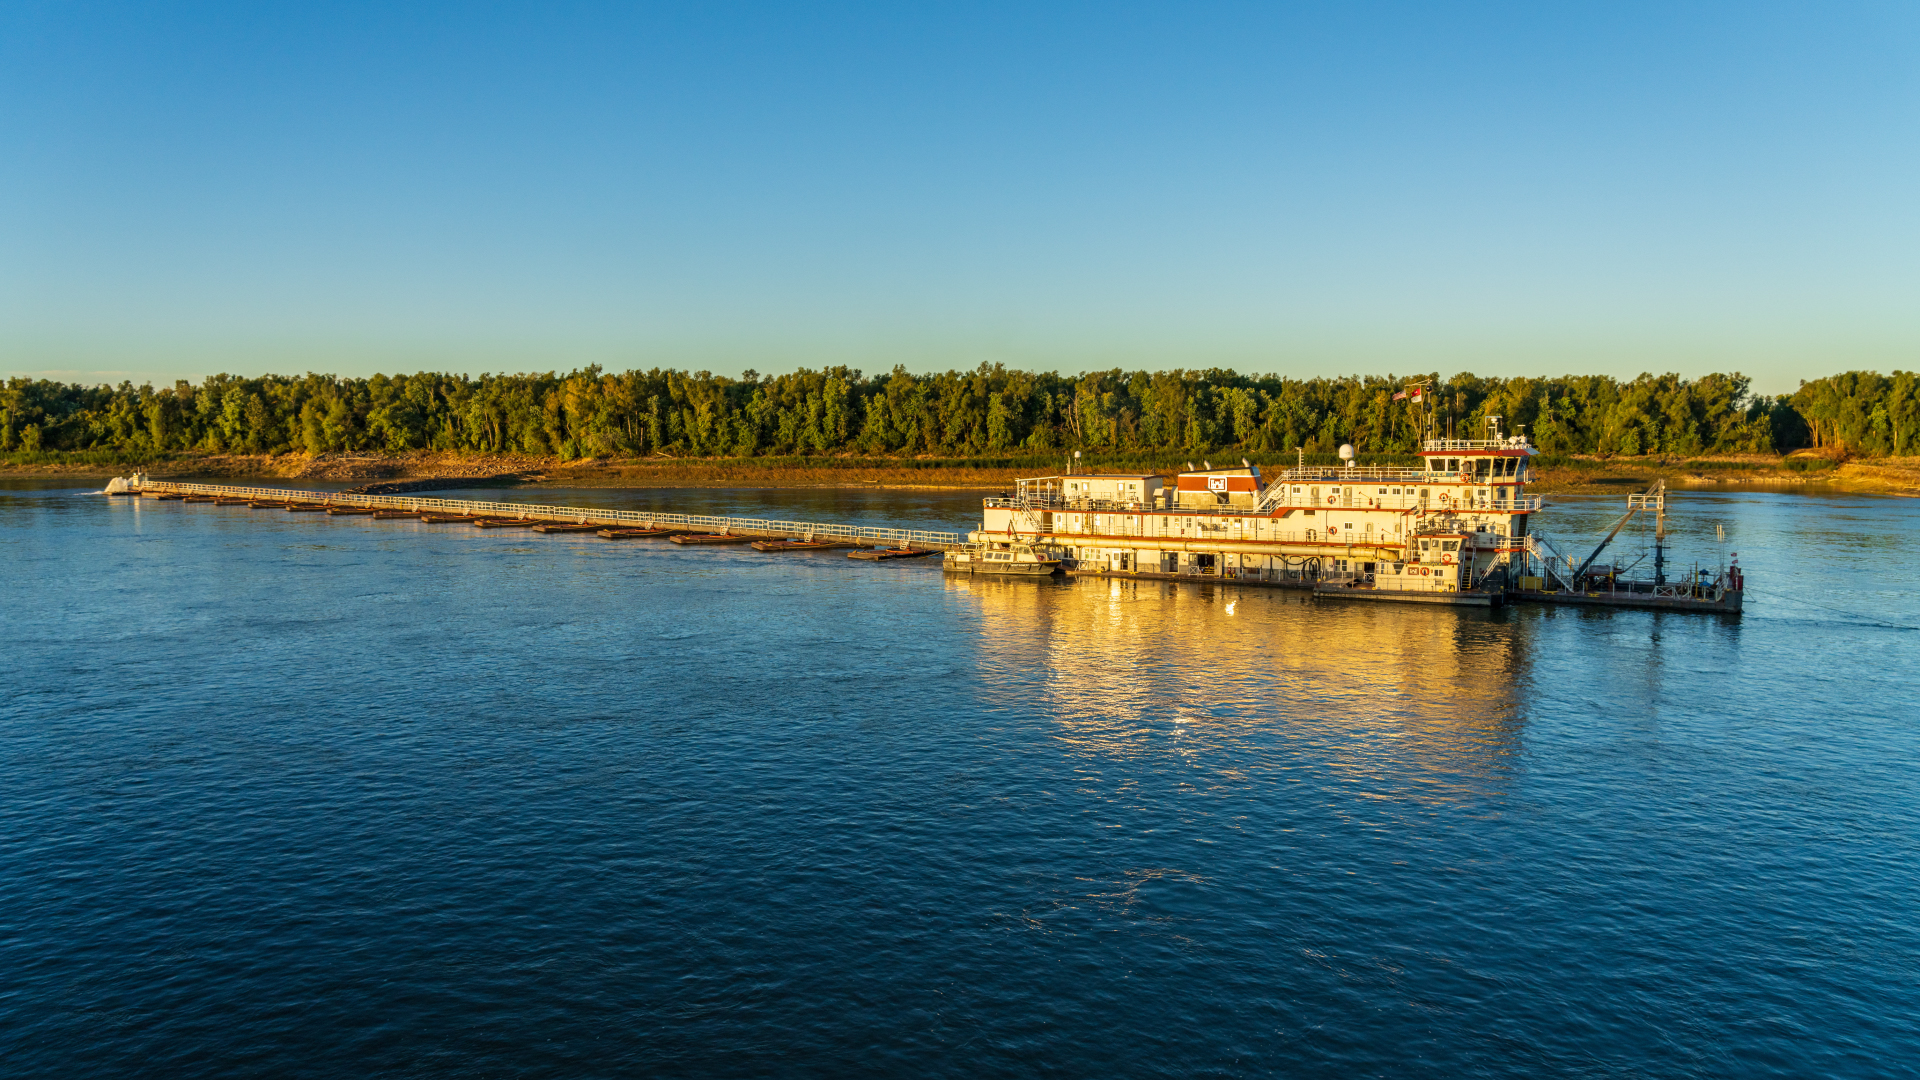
[2,2,1915,395]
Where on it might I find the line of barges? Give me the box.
[104,416,1743,614]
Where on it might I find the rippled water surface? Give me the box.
[3,481,1917,1077]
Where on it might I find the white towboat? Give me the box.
[943,536,1064,576]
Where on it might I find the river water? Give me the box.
[3,481,1916,1077]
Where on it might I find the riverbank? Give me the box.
[0,450,1041,490]
[1528,453,1920,497]
[6,448,1917,497]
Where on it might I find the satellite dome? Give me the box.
[1338,444,1355,461]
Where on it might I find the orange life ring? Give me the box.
[1327,496,1337,504]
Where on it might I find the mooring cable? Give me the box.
[1747,588,1920,631]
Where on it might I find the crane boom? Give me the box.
[1572,480,1664,581]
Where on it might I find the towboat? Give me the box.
[943,537,1064,576]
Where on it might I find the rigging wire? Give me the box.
[1747,588,1920,631]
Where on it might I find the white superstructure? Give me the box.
[973,428,1541,600]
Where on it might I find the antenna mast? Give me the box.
[1653,483,1667,585]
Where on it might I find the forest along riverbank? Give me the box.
[6,449,1918,497]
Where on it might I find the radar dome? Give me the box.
[1338,444,1355,461]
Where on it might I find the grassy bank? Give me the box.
[1522,452,1920,496]
[6,448,1916,497]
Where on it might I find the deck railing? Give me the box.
[138,482,966,551]
[1315,571,1466,594]
[1421,438,1532,451]
[1265,465,1430,482]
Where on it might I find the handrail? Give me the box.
[1523,534,1579,590]
[1421,438,1532,451]
[983,495,1156,512]
[136,482,965,550]
[1265,465,1430,482]
[1250,472,1544,513]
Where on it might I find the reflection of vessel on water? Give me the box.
[952,570,1533,789]
[957,413,1742,613]
[943,539,1064,576]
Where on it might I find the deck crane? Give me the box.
[1571,480,1666,584]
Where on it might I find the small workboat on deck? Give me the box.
[943,538,1063,576]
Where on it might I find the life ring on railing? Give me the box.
[1439,494,1452,508]
[1327,496,1337,504]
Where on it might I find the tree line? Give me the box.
[0,365,1906,461]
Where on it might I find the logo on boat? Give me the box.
[1207,477,1227,492]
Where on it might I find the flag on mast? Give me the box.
[1393,389,1408,400]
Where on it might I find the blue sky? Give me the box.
[2,2,1915,395]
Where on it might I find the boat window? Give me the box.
[1443,541,1459,552]
[1378,487,1387,494]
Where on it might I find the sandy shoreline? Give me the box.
[6,450,1917,498]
